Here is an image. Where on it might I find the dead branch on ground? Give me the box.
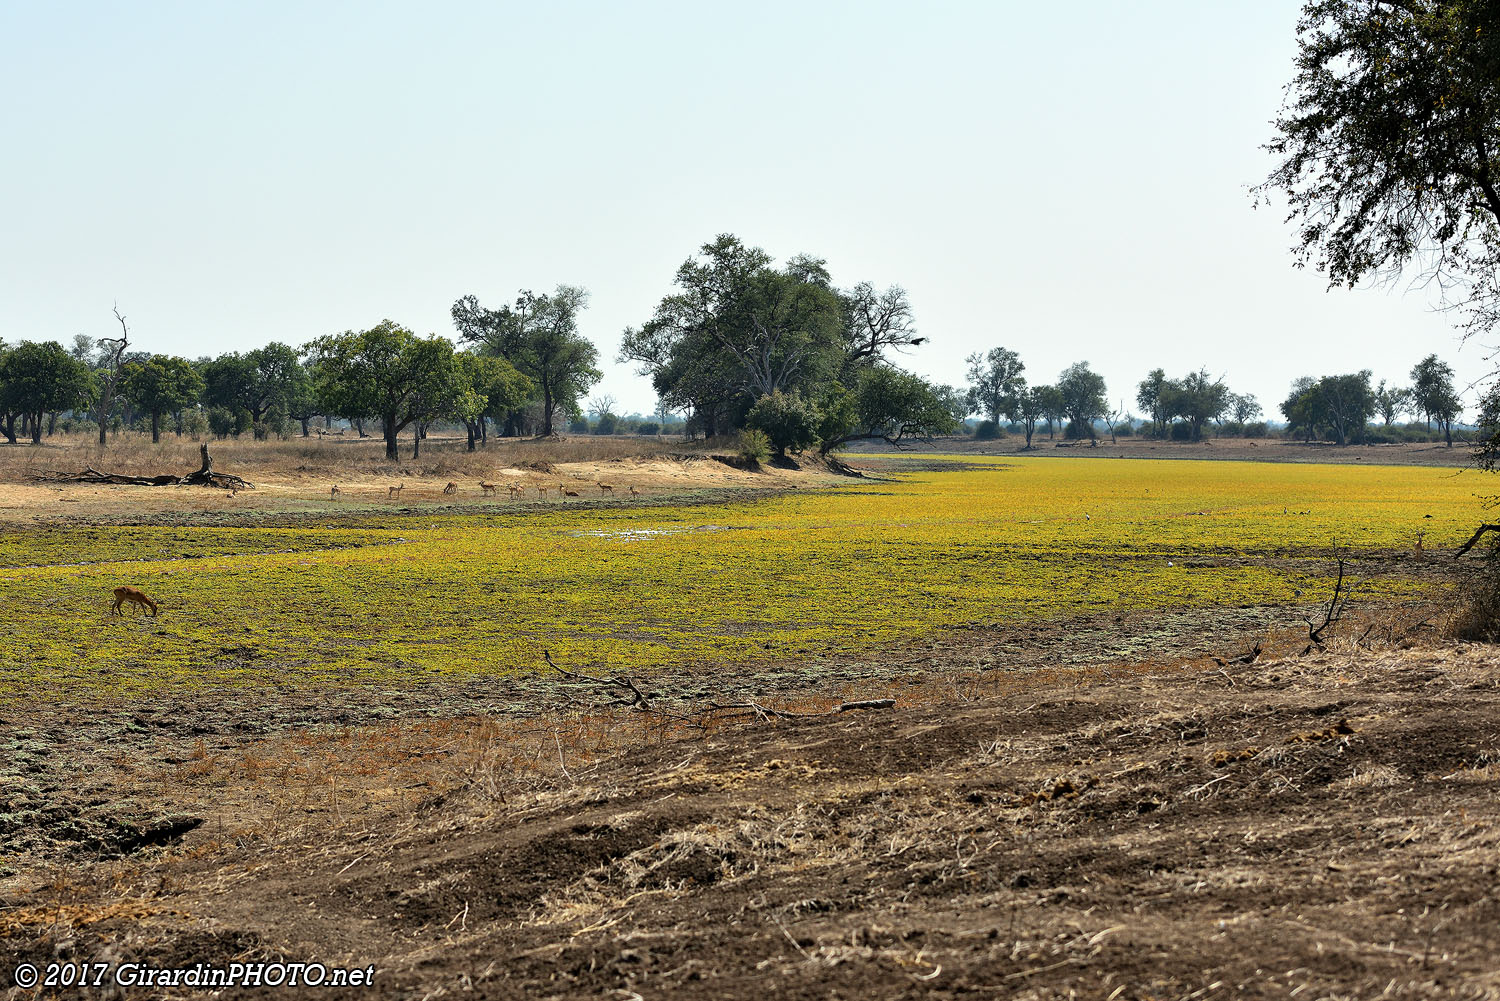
[33,444,254,490]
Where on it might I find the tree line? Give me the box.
[0,234,1473,459]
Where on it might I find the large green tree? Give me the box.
[1410,353,1462,445]
[121,354,205,443]
[1261,1,1500,338]
[818,368,959,455]
[965,347,1025,424]
[1161,369,1231,442]
[454,352,533,450]
[0,341,92,443]
[1057,362,1108,440]
[452,286,600,436]
[310,321,463,460]
[201,342,309,439]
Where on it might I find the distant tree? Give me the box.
[1229,392,1262,425]
[1136,368,1170,438]
[1057,362,1108,441]
[1374,379,1413,427]
[120,354,205,443]
[1009,383,1046,449]
[1162,369,1230,442]
[452,286,600,436]
[818,368,959,454]
[1260,0,1500,342]
[1318,371,1376,446]
[310,321,462,460]
[201,342,308,440]
[0,341,92,444]
[964,347,1025,424]
[1410,354,1462,446]
[1035,384,1066,440]
[1282,376,1325,442]
[90,308,131,447]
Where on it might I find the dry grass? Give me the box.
[0,432,685,484]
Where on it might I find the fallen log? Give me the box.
[35,444,253,490]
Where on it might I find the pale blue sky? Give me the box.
[1,1,1486,418]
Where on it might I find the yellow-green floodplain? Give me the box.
[0,456,1484,697]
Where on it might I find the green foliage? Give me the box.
[737,428,771,463]
[120,354,204,442]
[452,287,600,436]
[819,368,960,454]
[1161,369,1230,442]
[594,413,619,435]
[965,348,1025,423]
[201,343,309,440]
[1057,363,1108,441]
[1411,354,1461,446]
[1261,0,1500,340]
[974,419,1001,440]
[0,341,93,443]
[746,390,820,459]
[309,321,462,459]
[636,422,660,436]
[569,416,591,434]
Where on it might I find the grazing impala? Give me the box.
[388,482,405,499]
[629,485,640,497]
[480,481,498,496]
[443,481,458,496]
[111,586,159,617]
[330,484,341,500]
[597,481,615,493]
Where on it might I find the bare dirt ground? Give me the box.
[846,434,1476,467]
[3,616,1499,1000]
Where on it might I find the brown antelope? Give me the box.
[111,586,159,617]
[629,485,640,497]
[330,484,341,500]
[562,487,580,499]
[597,481,615,494]
[537,484,551,498]
[508,484,524,499]
[388,482,405,499]
[479,481,498,496]
[443,481,458,496]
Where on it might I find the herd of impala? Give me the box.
[329,479,641,502]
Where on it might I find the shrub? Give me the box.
[1064,419,1097,440]
[569,417,591,435]
[974,419,1001,440]
[1243,421,1269,438]
[1113,421,1134,437]
[737,428,771,464]
[637,422,660,436]
[1169,422,1196,441]
[746,391,820,459]
[593,413,619,436]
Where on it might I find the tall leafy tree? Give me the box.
[1057,362,1108,440]
[964,348,1025,424]
[1282,376,1326,442]
[0,341,93,444]
[201,342,309,439]
[120,354,205,443]
[310,321,462,460]
[1161,369,1231,442]
[1136,368,1170,438]
[454,352,532,450]
[1260,1,1500,340]
[818,368,958,454]
[1374,379,1413,427]
[1318,371,1377,445]
[1410,353,1462,445]
[452,286,600,436]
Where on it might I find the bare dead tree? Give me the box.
[93,306,131,448]
[1304,552,1358,653]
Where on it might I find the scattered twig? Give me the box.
[1454,523,1500,558]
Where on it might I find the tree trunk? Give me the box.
[541,383,555,436]
[151,410,161,444]
[3,414,17,444]
[384,417,399,460]
[30,412,42,444]
[301,417,310,437]
[47,412,57,436]
[466,423,477,451]
[412,423,421,459]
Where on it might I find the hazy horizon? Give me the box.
[3,0,1492,421]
